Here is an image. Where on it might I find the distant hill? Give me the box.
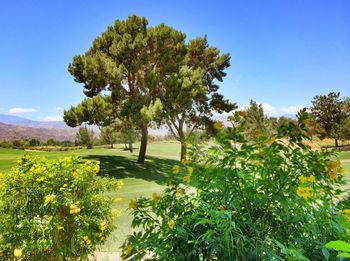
[0,114,102,141]
[0,122,76,141]
[0,114,70,129]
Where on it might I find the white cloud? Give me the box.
[9,107,38,114]
[56,107,64,111]
[261,103,278,115]
[281,105,305,115]
[44,116,63,121]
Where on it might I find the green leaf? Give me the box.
[325,240,350,252]
[322,247,330,261]
[338,252,350,258]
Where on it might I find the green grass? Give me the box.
[1,143,350,252]
[0,142,181,252]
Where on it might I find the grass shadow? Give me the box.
[83,154,177,185]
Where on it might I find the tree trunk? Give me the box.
[129,141,133,153]
[137,125,148,164]
[111,143,113,149]
[180,141,187,161]
[335,138,339,147]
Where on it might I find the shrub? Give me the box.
[0,156,122,260]
[122,110,349,260]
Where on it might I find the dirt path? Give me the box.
[91,252,122,261]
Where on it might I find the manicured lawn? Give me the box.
[0,143,349,252]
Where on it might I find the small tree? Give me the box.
[100,124,118,148]
[311,92,350,147]
[76,127,94,149]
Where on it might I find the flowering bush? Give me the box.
[0,156,122,260]
[122,110,349,260]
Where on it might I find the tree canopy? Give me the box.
[65,15,235,162]
[311,92,350,146]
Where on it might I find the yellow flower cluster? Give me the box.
[83,235,91,245]
[167,219,175,230]
[296,187,312,199]
[182,166,194,183]
[14,249,22,257]
[44,194,57,205]
[113,197,123,203]
[299,174,316,183]
[116,180,124,189]
[99,222,107,231]
[326,160,342,180]
[341,209,350,222]
[172,165,180,174]
[213,121,223,130]
[129,200,138,210]
[181,158,189,165]
[124,244,133,255]
[152,192,161,202]
[69,203,81,214]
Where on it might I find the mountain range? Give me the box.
[0,114,78,141]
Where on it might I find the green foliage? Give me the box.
[76,127,94,149]
[161,38,236,160]
[64,95,113,127]
[68,15,187,163]
[326,240,350,259]
[0,156,122,260]
[311,92,350,145]
[122,110,349,260]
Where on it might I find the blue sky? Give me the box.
[0,0,349,120]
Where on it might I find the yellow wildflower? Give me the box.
[44,194,57,205]
[213,121,223,130]
[299,175,308,183]
[57,225,64,230]
[86,166,91,172]
[168,219,175,230]
[124,244,133,255]
[83,235,92,244]
[72,172,78,177]
[172,165,180,174]
[196,188,203,194]
[181,158,189,165]
[296,187,312,199]
[187,166,194,175]
[176,188,185,197]
[129,200,138,210]
[99,222,107,231]
[116,180,124,189]
[14,249,22,257]
[308,175,316,183]
[341,209,350,222]
[94,164,100,173]
[69,203,81,214]
[36,177,44,182]
[113,197,123,203]
[47,215,53,223]
[326,160,342,180]
[152,192,160,202]
[183,175,191,182]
